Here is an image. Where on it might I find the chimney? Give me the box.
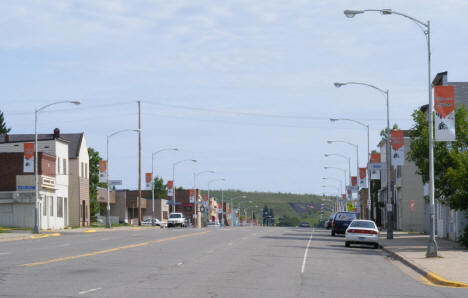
[53,128,60,138]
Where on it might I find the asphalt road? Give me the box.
[0,227,467,297]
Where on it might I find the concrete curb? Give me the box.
[380,245,468,288]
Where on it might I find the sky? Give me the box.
[1,0,468,195]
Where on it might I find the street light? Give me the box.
[324,166,347,193]
[193,170,215,228]
[106,129,140,228]
[334,83,391,237]
[330,118,371,219]
[343,6,436,257]
[172,159,197,213]
[151,147,178,226]
[207,178,225,223]
[324,153,351,185]
[33,100,81,234]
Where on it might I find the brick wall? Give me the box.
[0,152,56,191]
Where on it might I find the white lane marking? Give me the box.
[177,262,183,266]
[0,252,11,255]
[100,238,110,241]
[79,288,102,295]
[207,250,214,253]
[58,243,70,247]
[301,230,313,274]
[228,242,233,246]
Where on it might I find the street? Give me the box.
[1,227,466,297]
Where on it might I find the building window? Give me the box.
[85,163,88,179]
[63,159,67,175]
[57,157,60,174]
[50,197,54,216]
[57,197,63,218]
[80,162,84,177]
[43,198,47,216]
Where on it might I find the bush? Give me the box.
[457,224,468,249]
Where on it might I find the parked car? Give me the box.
[141,218,166,228]
[331,212,359,236]
[324,213,335,229]
[299,222,311,228]
[167,213,186,228]
[345,220,380,249]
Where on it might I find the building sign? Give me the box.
[434,85,456,142]
[98,160,107,183]
[189,189,195,203]
[23,143,34,173]
[145,173,152,189]
[390,130,405,166]
[359,167,367,188]
[167,180,174,196]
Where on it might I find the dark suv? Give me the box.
[331,212,359,236]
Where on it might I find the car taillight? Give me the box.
[348,229,377,234]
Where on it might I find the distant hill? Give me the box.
[205,189,334,226]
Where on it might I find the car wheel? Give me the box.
[345,241,350,247]
[331,230,335,236]
[374,243,379,249]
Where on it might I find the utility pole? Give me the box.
[138,100,142,226]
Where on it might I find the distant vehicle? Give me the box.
[324,213,335,229]
[167,213,186,228]
[141,218,166,228]
[206,222,220,227]
[299,222,310,228]
[345,220,380,249]
[331,212,359,236]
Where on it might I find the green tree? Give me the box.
[0,110,11,134]
[407,106,468,210]
[88,148,107,217]
[152,176,168,199]
[380,123,400,139]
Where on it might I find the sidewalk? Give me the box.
[380,231,468,287]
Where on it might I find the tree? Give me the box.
[152,176,168,199]
[269,208,275,225]
[88,148,107,217]
[407,106,468,210]
[0,110,11,134]
[380,123,400,139]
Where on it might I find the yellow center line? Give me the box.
[20,231,210,267]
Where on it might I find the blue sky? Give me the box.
[1,0,468,194]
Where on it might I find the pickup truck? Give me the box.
[167,213,186,228]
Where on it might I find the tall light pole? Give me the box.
[207,178,225,223]
[151,147,178,226]
[106,129,140,228]
[172,159,197,213]
[334,82,391,238]
[229,195,246,226]
[343,7,436,256]
[324,153,351,185]
[193,170,215,227]
[33,100,81,234]
[331,118,371,219]
[324,166,347,193]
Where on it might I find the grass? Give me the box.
[0,230,11,233]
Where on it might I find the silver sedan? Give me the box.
[345,220,380,249]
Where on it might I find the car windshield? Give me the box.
[350,221,376,229]
[335,212,357,221]
[169,214,182,218]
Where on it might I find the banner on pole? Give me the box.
[391,130,405,166]
[370,167,381,180]
[359,168,367,188]
[342,194,346,200]
[189,189,195,203]
[350,176,359,192]
[167,180,174,196]
[23,143,34,173]
[98,160,107,183]
[145,173,152,189]
[434,85,456,142]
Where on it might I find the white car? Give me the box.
[206,222,220,227]
[141,218,166,228]
[167,213,186,228]
[345,220,380,249]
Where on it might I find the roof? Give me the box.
[0,132,84,159]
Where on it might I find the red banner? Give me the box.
[203,195,208,201]
[390,130,404,150]
[351,176,357,186]
[342,194,346,200]
[434,86,455,117]
[359,168,367,179]
[24,143,34,160]
[145,173,152,183]
[98,160,107,173]
[370,152,381,163]
[167,180,173,189]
